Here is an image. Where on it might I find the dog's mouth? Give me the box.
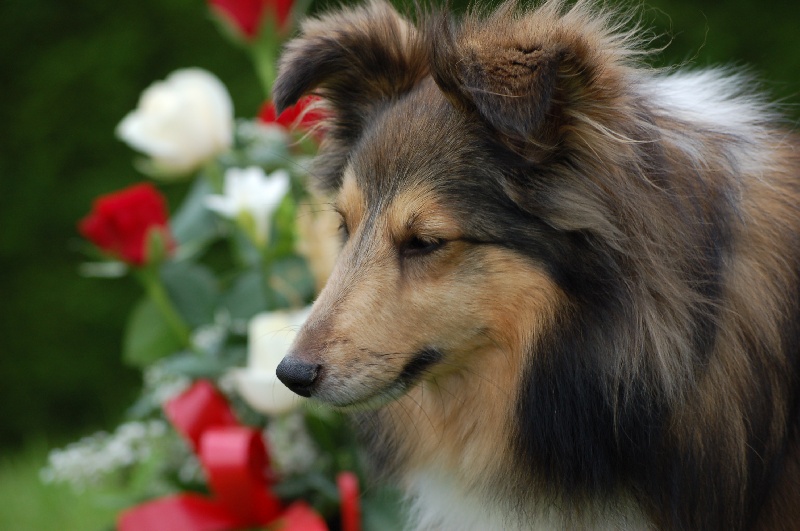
[322,348,444,411]
[397,348,444,387]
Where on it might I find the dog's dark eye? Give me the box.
[401,236,446,257]
[338,221,350,242]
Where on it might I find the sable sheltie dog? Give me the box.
[273,1,800,529]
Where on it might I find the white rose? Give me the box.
[232,306,312,415]
[117,68,233,176]
[205,167,290,246]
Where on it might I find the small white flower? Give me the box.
[191,322,227,354]
[231,306,311,415]
[117,68,233,176]
[143,363,191,407]
[205,167,290,245]
[263,412,319,476]
[41,420,170,491]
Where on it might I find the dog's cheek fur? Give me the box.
[294,184,492,404]
[357,247,565,489]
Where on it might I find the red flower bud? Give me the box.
[209,0,293,39]
[258,96,325,136]
[337,471,361,531]
[78,183,173,266]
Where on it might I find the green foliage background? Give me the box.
[0,0,798,450]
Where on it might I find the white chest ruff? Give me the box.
[404,471,654,531]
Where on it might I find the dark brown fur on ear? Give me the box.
[273,0,428,190]
[428,0,639,158]
[430,6,564,146]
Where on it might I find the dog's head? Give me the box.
[273,0,635,408]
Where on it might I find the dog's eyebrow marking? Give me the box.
[403,210,452,240]
[406,212,421,231]
[336,168,366,226]
[388,189,464,245]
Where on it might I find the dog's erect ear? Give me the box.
[430,8,564,147]
[273,0,428,191]
[429,2,630,159]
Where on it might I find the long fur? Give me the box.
[274,1,800,529]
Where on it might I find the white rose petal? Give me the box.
[232,307,312,415]
[205,167,290,245]
[235,369,304,417]
[117,68,233,176]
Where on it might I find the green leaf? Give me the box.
[269,255,315,308]
[268,193,298,259]
[145,227,170,265]
[158,347,246,379]
[250,18,280,96]
[160,262,218,327]
[220,268,267,320]
[125,391,160,420]
[124,442,175,500]
[272,471,340,521]
[170,177,220,252]
[228,122,294,170]
[272,475,317,500]
[123,298,183,367]
[303,409,349,456]
[231,227,263,268]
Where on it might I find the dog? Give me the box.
[273,1,800,529]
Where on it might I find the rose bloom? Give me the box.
[258,96,325,135]
[205,167,290,246]
[209,0,294,39]
[78,183,173,266]
[117,69,233,177]
[232,307,311,415]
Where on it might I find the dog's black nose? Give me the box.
[276,357,320,397]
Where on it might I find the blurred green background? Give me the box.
[0,0,798,527]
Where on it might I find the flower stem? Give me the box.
[252,49,276,98]
[136,269,192,348]
[261,254,277,311]
[250,31,278,98]
[204,160,225,194]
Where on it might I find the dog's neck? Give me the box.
[357,343,655,529]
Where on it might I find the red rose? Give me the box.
[78,183,173,266]
[258,96,325,135]
[209,0,293,39]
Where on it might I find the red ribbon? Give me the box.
[118,380,329,531]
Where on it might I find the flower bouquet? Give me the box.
[42,1,406,529]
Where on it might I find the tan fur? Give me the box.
[383,249,564,479]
